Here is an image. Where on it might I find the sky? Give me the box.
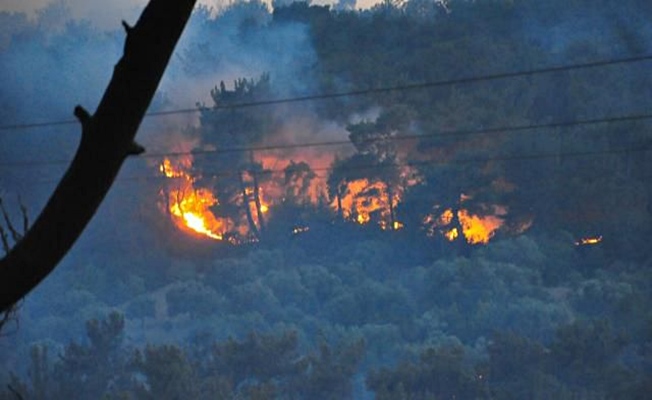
[2,0,148,29]
[1,0,384,29]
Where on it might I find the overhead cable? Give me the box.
[14,145,650,187]
[0,111,650,168]
[1,53,651,132]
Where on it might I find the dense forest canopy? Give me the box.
[1,0,651,398]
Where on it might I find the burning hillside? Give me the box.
[158,153,512,245]
[331,179,402,230]
[154,76,520,246]
[422,205,506,245]
[159,157,229,241]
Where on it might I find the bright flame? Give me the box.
[332,179,403,230]
[439,208,455,225]
[423,205,505,244]
[159,158,277,243]
[181,212,222,240]
[575,235,603,246]
[457,209,503,244]
[159,157,228,241]
[160,158,190,178]
[157,143,515,245]
[444,227,459,241]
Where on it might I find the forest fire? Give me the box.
[423,205,505,245]
[457,209,504,245]
[575,236,603,246]
[159,157,275,244]
[158,153,511,246]
[332,179,402,230]
[159,157,228,241]
[158,155,508,245]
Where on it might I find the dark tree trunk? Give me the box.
[0,0,198,312]
[252,172,266,233]
[239,172,260,241]
[337,190,344,219]
[250,153,266,234]
[388,184,396,231]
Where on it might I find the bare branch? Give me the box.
[0,222,9,255]
[0,301,21,336]
[0,196,27,333]
[0,197,21,243]
[18,196,28,234]
[0,0,198,312]
[7,384,25,400]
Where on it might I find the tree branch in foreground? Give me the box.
[0,196,27,333]
[0,0,198,312]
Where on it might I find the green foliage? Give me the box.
[367,344,488,400]
[551,319,628,389]
[132,344,200,400]
[486,331,561,399]
[3,311,366,399]
[165,281,225,317]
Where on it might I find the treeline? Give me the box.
[3,310,650,399]
[4,231,652,398]
[177,0,652,259]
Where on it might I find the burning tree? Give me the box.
[165,75,277,243]
[328,106,418,230]
[159,157,230,241]
[328,154,404,230]
[156,93,515,246]
[401,144,511,245]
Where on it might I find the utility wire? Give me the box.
[159,146,652,180]
[146,112,652,159]
[13,145,650,187]
[1,111,651,168]
[1,53,651,132]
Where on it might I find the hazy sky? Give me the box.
[1,0,383,29]
[2,0,149,29]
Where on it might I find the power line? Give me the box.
[1,111,651,169]
[13,144,650,187]
[1,53,651,133]
[163,146,652,179]
[147,112,652,158]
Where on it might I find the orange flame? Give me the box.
[255,153,328,205]
[159,158,275,243]
[244,182,271,229]
[457,209,503,244]
[332,179,402,230]
[423,205,505,245]
[575,235,603,246]
[158,145,513,245]
[159,157,229,241]
[444,227,459,241]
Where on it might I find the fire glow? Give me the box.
[332,179,402,230]
[159,157,273,243]
[159,158,228,240]
[423,206,505,245]
[575,235,603,246]
[158,157,509,245]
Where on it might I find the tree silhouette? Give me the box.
[0,0,198,312]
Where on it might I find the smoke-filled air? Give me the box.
[1,0,651,398]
